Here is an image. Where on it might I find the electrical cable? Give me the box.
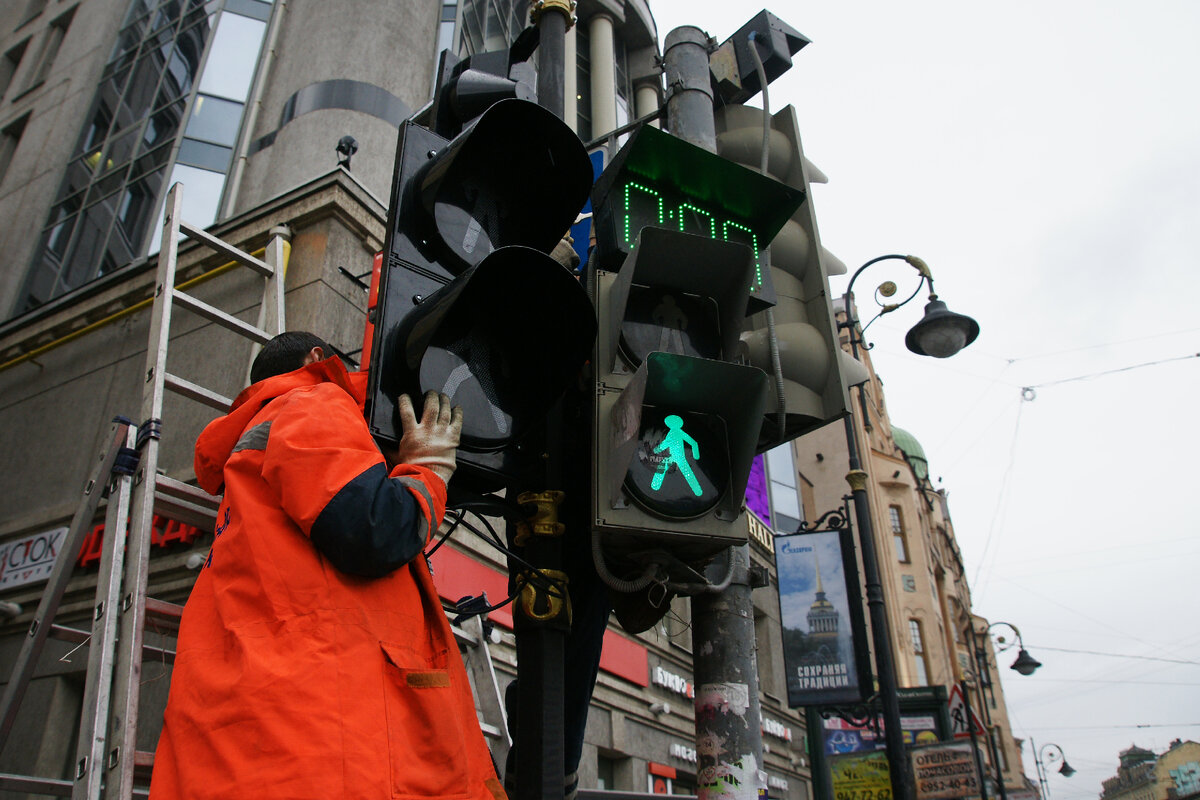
[1022,645,1200,666]
[969,392,1027,598]
[747,31,788,445]
[1022,352,1199,389]
[428,503,568,620]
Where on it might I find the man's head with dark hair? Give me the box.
[250,331,331,385]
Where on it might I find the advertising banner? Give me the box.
[910,742,980,800]
[828,750,892,800]
[775,529,870,706]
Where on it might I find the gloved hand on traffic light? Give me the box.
[550,232,581,271]
[395,391,463,484]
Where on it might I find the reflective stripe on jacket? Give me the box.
[149,358,504,800]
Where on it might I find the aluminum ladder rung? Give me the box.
[163,372,232,411]
[171,289,272,345]
[152,474,220,529]
[153,475,219,511]
[0,772,73,796]
[178,219,273,277]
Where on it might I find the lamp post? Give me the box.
[1032,741,1076,800]
[838,254,979,800]
[965,621,1042,800]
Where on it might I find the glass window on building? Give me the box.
[612,35,631,141]
[0,114,29,189]
[18,0,272,314]
[596,755,616,790]
[1,40,30,99]
[765,445,801,534]
[991,729,1008,771]
[909,619,929,685]
[574,22,591,141]
[889,505,910,563]
[456,0,523,57]
[23,7,74,92]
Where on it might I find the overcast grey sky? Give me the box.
[644,1,1200,795]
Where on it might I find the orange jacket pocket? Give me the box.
[380,640,470,799]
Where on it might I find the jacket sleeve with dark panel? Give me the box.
[258,381,447,577]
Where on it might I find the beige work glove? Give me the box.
[395,391,463,485]
[550,233,581,271]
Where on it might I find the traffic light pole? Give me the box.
[511,9,576,796]
[533,0,572,119]
[663,26,767,800]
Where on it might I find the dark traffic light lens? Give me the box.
[417,335,515,451]
[623,406,729,520]
[618,284,722,368]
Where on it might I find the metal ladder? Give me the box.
[454,615,512,773]
[0,182,288,799]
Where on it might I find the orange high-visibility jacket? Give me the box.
[149,358,504,800]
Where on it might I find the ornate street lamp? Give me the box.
[1033,741,1076,799]
[965,620,1041,800]
[837,254,980,800]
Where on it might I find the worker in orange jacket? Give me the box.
[149,331,505,800]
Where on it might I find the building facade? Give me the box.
[779,301,1031,797]
[1101,741,1200,800]
[0,0,815,797]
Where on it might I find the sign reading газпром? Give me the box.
[910,742,980,800]
[775,528,871,707]
[0,527,67,590]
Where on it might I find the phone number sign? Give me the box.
[911,742,980,800]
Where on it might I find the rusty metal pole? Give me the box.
[664,24,767,800]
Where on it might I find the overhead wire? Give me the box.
[969,391,1027,599]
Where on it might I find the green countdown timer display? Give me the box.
[619,180,766,298]
[591,124,805,314]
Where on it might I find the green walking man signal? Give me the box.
[651,414,702,497]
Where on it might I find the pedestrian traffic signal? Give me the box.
[716,104,867,449]
[365,98,596,493]
[590,121,806,562]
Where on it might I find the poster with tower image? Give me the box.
[775,527,872,707]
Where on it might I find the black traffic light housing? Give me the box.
[428,27,540,139]
[366,99,596,493]
[709,10,810,106]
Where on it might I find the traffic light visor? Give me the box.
[418,98,593,273]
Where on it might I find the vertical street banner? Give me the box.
[775,528,871,707]
[910,742,980,800]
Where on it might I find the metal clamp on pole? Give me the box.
[514,490,566,546]
[529,0,576,28]
[515,568,571,627]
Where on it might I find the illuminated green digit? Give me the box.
[723,221,763,293]
[678,203,715,239]
[624,182,664,247]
